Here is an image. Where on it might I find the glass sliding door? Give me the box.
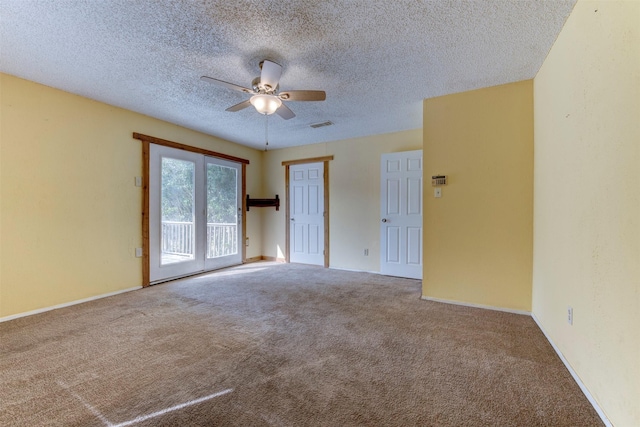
[161,157,196,264]
[150,145,205,282]
[205,157,242,270]
[149,145,242,283]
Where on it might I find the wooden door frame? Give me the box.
[282,156,333,268]
[133,133,249,287]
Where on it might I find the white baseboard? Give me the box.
[531,313,612,427]
[0,286,142,323]
[420,295,531,316]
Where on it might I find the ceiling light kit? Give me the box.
[249,94,282,115]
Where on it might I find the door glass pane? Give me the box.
[207,163,238,258]
[161,157,195,265]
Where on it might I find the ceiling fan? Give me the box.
[200,60,326,120]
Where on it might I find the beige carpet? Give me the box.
[0,262,602,426]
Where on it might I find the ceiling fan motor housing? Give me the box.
[252,77,278,94]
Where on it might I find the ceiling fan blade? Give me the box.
[200,76,252,93]
[275,103,295,120]
[279,90,326,101]
[260,60,282,92]
[225,99,252,112]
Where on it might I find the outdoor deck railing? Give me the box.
[206,223,237,258]
[161,221,237,258]
[161,221,194,256]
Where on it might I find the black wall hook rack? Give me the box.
[246,194,279,211]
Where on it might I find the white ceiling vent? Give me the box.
[310,121,333,129]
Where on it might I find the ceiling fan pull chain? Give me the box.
[264,114,269,151]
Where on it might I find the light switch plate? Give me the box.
[434,188,442,198]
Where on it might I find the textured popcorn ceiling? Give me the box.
[0,0,576,150]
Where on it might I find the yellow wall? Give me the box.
[422,81,534,311]
[261,129,422,271]
[0,74,263,318]
[533,0,640,425]
[0,72,420,317]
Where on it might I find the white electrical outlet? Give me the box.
[135,247,143,258]
[567,306,573,325]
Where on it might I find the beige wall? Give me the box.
[422,81,534,312]
[261,129,422,271]
[0,74,263,318]
[533,0,640,425]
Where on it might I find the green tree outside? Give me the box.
[161,157,194,222]
[207,164,237,224]
[161,157,237,224]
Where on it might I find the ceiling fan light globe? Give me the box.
[250,94,282,115]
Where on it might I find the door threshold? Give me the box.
[149,263,242,285]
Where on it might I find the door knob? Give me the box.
[381,218,388,223]
[291,218,295,221]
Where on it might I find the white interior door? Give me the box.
[289,162,324,266]
[150,144,242,283]
[380,150,423,279]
